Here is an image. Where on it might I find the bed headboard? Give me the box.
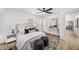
[16,22,34,34]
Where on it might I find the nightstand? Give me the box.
[0,40,16,50]
[5,34,16,50]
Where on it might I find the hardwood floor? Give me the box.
[57,30,79,50]
[0,41,16,50]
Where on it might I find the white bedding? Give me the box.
[16,32,46,50]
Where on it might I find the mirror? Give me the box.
[45,17,59,35]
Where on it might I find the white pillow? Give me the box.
[16,24,27,34]
[17,26,30,34]
[29,30,35,33]
[18,28,25,34]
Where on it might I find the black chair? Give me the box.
[41,36,49,47]
[34,39,44,50]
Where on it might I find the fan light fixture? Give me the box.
[37,8,52,14]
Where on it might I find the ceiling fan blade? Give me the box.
[45,8,52,11]
[37,8,43,12]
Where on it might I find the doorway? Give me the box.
[64,14,79,49]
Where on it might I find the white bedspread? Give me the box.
[16,32,45,50]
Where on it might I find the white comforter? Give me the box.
[16,32,46,50]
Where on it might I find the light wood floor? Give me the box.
[0,41,16,50]
[57,30,79,50]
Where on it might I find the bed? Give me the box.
[16,32,46,50]
[16,23,46,50]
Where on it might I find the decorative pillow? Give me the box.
[24,29,29,34]
[29,27,35,33]
[29,27,34,30]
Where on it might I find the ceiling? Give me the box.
[4,8,79,15]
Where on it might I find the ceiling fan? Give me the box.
[37,8,52,14]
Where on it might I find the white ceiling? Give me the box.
[4,8,79,15]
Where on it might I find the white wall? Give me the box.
[58,12,66,39]
[1,9,43,32]
[0,9,4,32]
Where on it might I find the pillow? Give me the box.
[16,23,29,34]
[24,29,29,34]
[18,28,25,34]
[29,30,35,33]
[29,27,35,33]
[29,27,34,30]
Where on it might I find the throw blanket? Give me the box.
[16,32,46,50]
